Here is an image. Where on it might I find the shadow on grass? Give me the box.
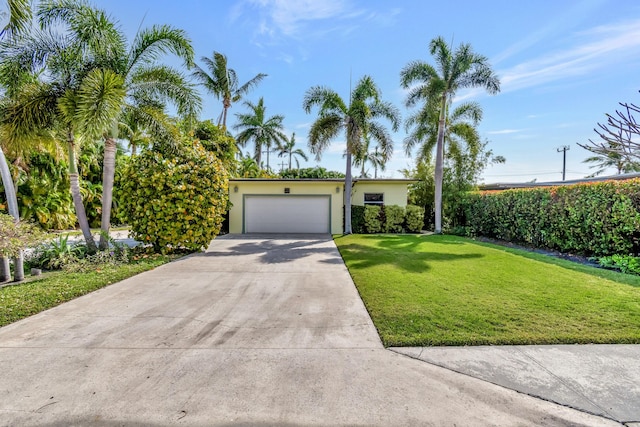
[337,242,483,273]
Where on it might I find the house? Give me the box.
[228,178,415,234]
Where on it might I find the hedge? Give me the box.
[456,179,640,256]
[350,204,424,234]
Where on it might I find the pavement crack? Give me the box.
[514,346,616,420]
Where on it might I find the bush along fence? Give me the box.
[452,178,640,258]
[351,205,424,234]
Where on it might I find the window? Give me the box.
[364,193,384,206]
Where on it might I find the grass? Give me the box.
[334,234,640,347]
[0,255,171,327]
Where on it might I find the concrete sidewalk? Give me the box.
[392,344,640,425]
[0,235,624,426]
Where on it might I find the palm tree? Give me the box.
[233,97,287,170]
[192,51,266,129]
[583,148,640,177]
[278,133,308,170]
[303,75,400,234]
[404,101,483,164]
[401,36,500,233]
[1,2,131,253]
[38,0,200,250]
[354,136,390,178]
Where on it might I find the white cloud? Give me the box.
[499,19,640,93]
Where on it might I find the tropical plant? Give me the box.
[192,51,266,129]
[582,147,640,177]
[236,152,262,178]
[354,137,388,178]
[278,132,308,170]
[27,234,88,270]
[400,36,500,233]
[303,75,400,234]
[233,97,287,170]
[0,212,45,259]
[193,119,238,169]
[117,140,229,253]
[279,166,345,179]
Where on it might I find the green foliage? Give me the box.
[364,205,382,233]
[193,120,237,168]
[279,167,345,179]
[384,205,404,233]
[458,179,640,257]
[598,254,640,275]
[0,213,46,258]
[351,205,366,233]
[117,141,229,252]
[27,235,88,270]
[405,205,424,233]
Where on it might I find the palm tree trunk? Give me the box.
[434,96,447,234]
[99,136,117,250]
[67,135,97,253]
[289,152,292,170]
[344,151,353,234]
[0,257,9,282]
[0,146,23,281]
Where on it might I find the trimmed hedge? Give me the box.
[456,179,640,256]
[350,204,424,234]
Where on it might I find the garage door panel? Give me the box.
[245,196,330,233]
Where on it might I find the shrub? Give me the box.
[457,178,640,256]
[27,235,87,270]
[405,205,424,233]
[384,205,404,233]
[0,214,47,258]
[351,205,366,233]
[597,254,640,275]
[364,205,382,233]
[117,141,229,253]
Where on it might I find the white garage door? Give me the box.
[244,195,330,233]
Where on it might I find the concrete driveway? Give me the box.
[0,235,620,426]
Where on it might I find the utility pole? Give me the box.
[557,145,570,181]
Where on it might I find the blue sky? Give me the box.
[92,0,640,183]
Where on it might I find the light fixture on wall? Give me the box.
[234,185,238,193]
[335,186,340,193]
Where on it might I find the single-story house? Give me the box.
[228,178,415,234]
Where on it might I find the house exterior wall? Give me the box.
[351,182,409,207]
[229,181,344,234]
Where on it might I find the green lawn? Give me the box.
[0,256,170,327]
[334,234,640,347]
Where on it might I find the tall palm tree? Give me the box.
[404,101,483,164]
[233,97,287,170]
[401,36,500,233]
[303,75,400,234]
[278,133,308,170]
[1,1,130,252]
[39,0,200,250]
[192,51,266,129]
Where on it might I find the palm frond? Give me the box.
[127,24,194,74]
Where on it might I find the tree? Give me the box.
[192,51,266,129]
[1,1,133,253]
[303,75,400,234]
[401,36,500,233]
[278,133,308,170]
[582,149,640,177]
[578,92,640,170]
[354,137,388,178]
[233,97,287,170]
[34,0,200,250]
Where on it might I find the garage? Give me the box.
[244,195,331,234]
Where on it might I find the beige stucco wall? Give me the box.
[229,180,344,234]
[351,182,410,207]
